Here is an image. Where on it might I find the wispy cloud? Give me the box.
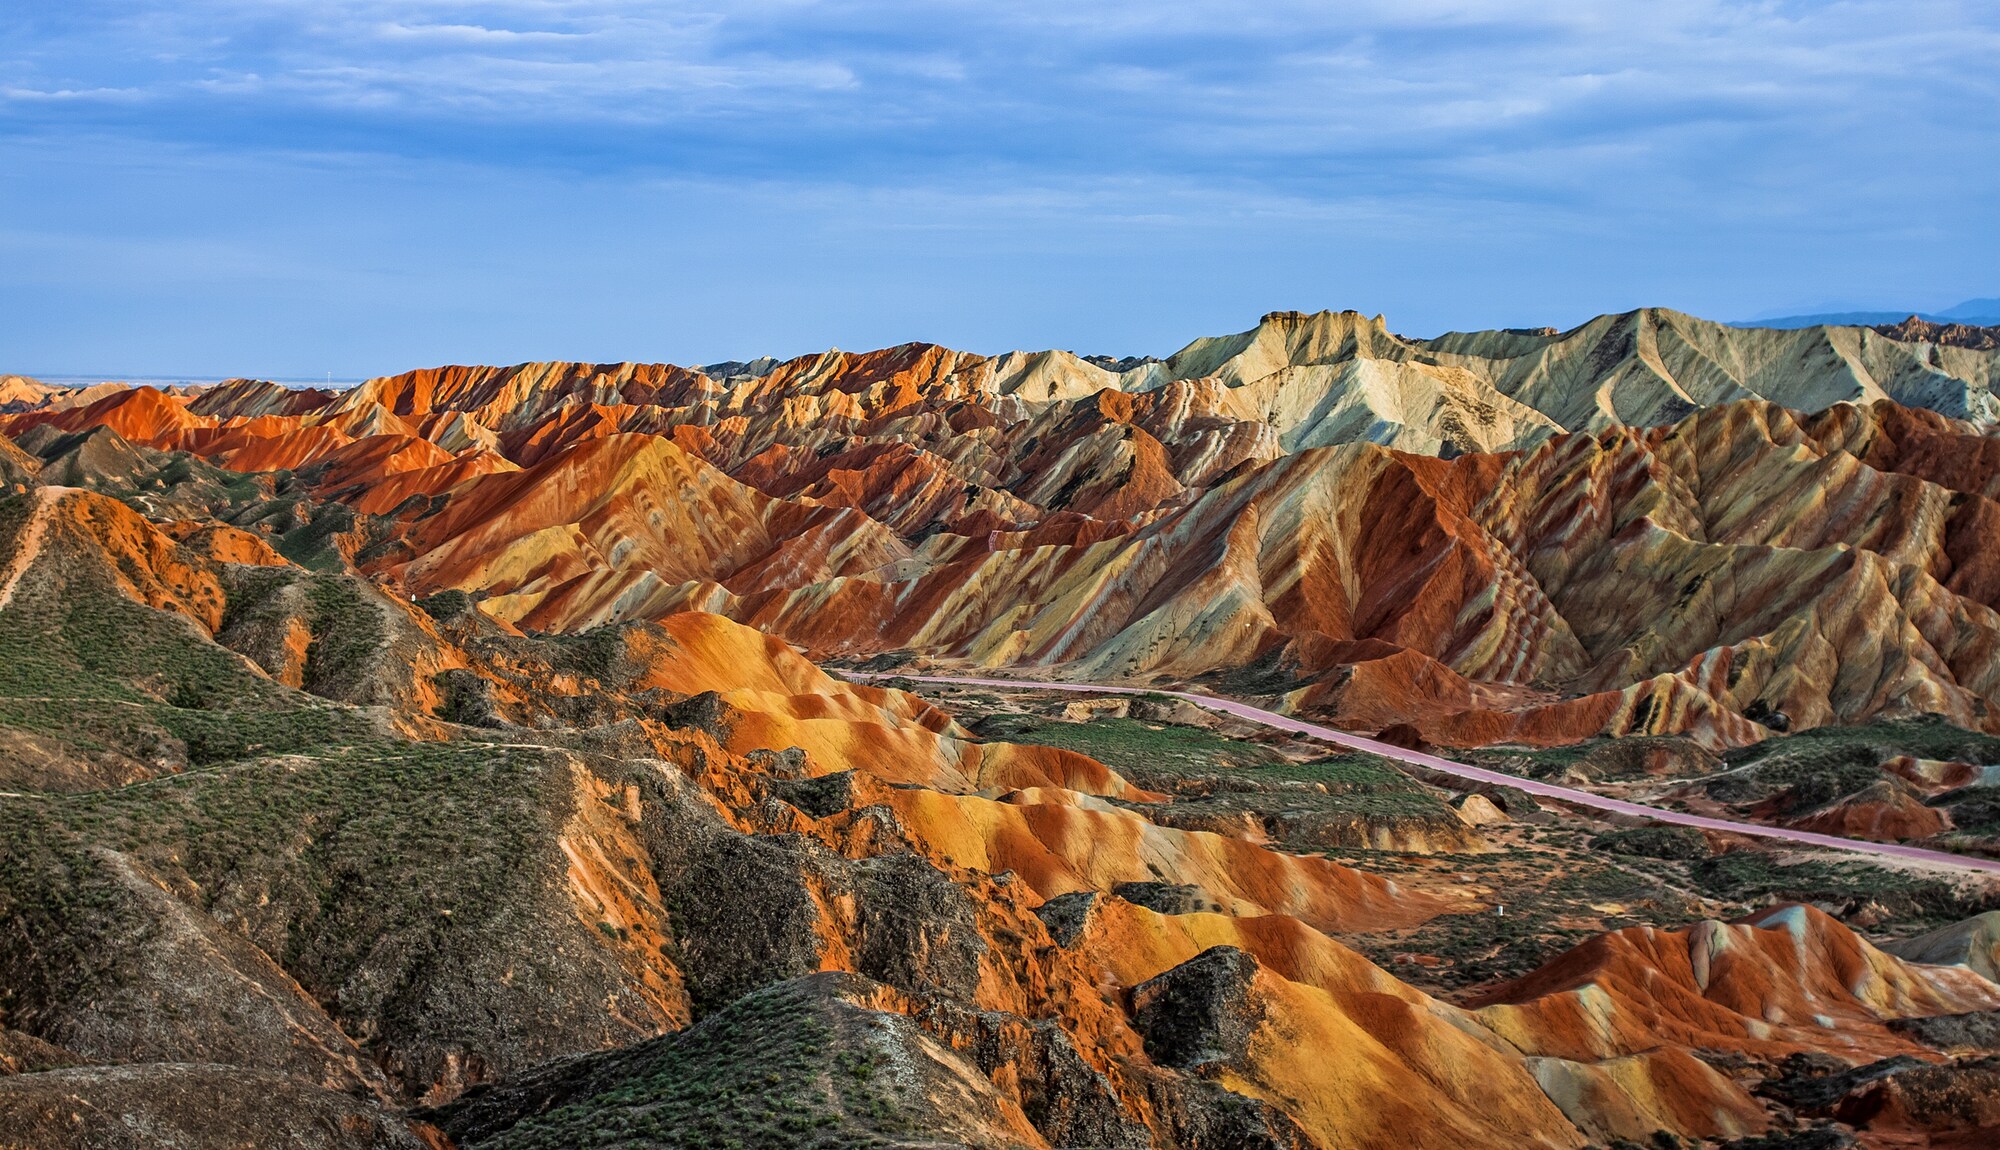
[0,1,1995,373]
[2,86,145,102]
[8,2,1996,176]
[375,22,595,45]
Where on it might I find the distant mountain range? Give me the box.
[1738,297,2000,329]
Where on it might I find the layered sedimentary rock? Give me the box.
[3,409,2000,1149]
[11,308,2000,752]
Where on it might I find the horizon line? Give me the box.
[11,301,1996,386]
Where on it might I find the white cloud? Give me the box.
[8,0,1995,152]
[1,0,1995,353]
[2,86,146,102]
[375,22,595,45]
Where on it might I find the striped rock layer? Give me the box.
[7,309,2000,750]
[4,474,2000,1148]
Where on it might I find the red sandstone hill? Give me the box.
[8,310,2000,753]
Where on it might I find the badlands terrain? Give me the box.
[4,307,2000,1148]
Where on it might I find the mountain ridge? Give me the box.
[7,307,2000,758]
[14,302,2000,422]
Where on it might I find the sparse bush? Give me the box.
[1591,826,1708,860]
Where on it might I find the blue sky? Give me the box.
[3,1,1997,378]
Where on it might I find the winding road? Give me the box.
[857,672,2000,877]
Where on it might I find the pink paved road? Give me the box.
[854,671,2000,877]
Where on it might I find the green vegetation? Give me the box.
[552,626,635,684]
[31,431,386,578]
[1339,847,1698,991]
[1698,717,2000,829]
[0,733,570,1036]
[1722,716,2000,772]
[1465,742,1598,781]
[415,589,476,625]
[0,575,282,713]
[1202,758,1455,821]
[0,488,576,1024]
[982,712,1459,840]
[299,572,388,693]
[267,499,358,573]
[1461,735,1718,782]
[1936,785,2000,834]
[974,713,1290,775]
[1260,753,1426,791]
[147,452,268,508]
[1591,826,1709,860]
[1705,744,1884,808]
[0,694,365,767]
[485,981,919,1150]
[1690,852,2000,930]
[1348,824,2000,996]
[0,525,376,770]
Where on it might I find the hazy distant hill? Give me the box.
[1740,296,2000,329]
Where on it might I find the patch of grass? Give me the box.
[1279,769,1455,820]
[0,735,569,1033]
[270,500,358,573]
[1934,785,2000,834]
[1705,745,1882,807]
[0,568,292,715]
[975,713,1289,776]
[1360,908,1596,992]
[1473,743,1597,780]
[1335,844,1708,993]
[479,982,915,1150]
[299,572,388,694]
[0,694,366,768]
[144,452,269,510]
[1690,852,2000,931]
[1462,736,1719,783]
[1700,718,2000,822]
[990,712,1458,844]
[0,542,373,769]
[415,589,476,625]
[1591,826,1709,860]
[552,627,634,685]
[1723,716,2000,772]
[1259,754,1417,791]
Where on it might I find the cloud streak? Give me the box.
[0,1,1995,373]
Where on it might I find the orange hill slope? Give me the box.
[8,311,2000,749]
[1474,903,2000,1063]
